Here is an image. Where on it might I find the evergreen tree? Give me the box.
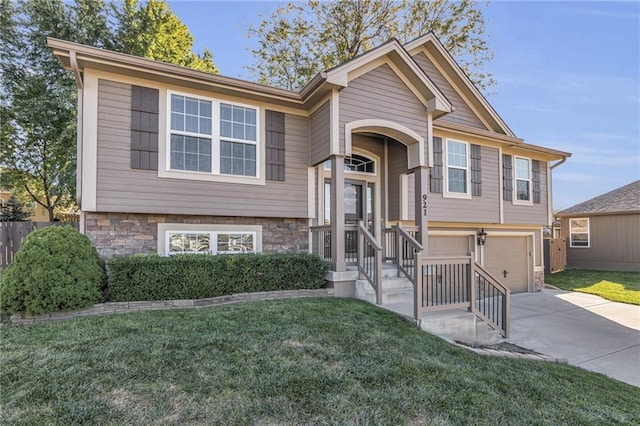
[0,195,31,222]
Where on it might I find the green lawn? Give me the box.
[1,298,639,425]
[545,269,640,305]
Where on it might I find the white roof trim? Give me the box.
[325,39,452,115]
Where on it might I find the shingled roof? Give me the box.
[557,180,640,216]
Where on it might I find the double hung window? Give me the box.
[446,140,469,196]
[569,218,590,247]
[515,157,531,202]
[169,93,258,177]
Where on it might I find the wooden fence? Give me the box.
[0,221,78,270]
[544,238,566,275]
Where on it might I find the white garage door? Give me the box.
[483,236,529,293]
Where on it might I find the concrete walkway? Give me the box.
[507,289,640,387]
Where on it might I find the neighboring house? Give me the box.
[48,33,570,323]
[556,180,640,272]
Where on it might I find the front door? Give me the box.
[325,180,375,234]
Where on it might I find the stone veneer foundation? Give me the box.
[84,212,309,258]
[534,270,545,292]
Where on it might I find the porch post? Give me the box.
[413,165,430,256]
[331,154,346,272]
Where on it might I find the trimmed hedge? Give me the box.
[108,253,329,302]
[0,225,105,316]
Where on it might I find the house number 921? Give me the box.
[422,194,428,216]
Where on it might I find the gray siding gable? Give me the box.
[310,101,331,165]
[339,63,428,154]
[412,52,487,130]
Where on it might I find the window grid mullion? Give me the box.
[212,101,221,175]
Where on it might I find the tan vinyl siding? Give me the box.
[503,161,549,225]
[352,134,384,160]
[95,79,309,218]
[428,235,472,256]
[309,101,331,165]
[406,172,415,221]
[339,64,428,154]
[428,145,500,223]
[563,214,640,272]
[412,52,486,130]
[387,140,409,221]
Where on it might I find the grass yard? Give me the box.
[545,269,640,305]
[1,298,639,425]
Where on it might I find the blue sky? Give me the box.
[168,0,640,210]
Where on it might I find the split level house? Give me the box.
[48,34,570,337]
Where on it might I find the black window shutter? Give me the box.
[470,144,482,196]
[265,110,285,181]
[532,160,541,204]
[503,154,513,201]
[131,85,159,170]
[430,137,443,193]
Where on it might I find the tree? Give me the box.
[248,0,494,91]
[0,195,31,222]
[0,0,77,222]
[0,0,218,221]
[114,0,218,73]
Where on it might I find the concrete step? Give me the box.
[355,276,413,305]
[420,309,502,346]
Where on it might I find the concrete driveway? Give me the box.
[507,289,640,387]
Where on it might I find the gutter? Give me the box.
[550,156,568,170]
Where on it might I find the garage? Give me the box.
[483,236,530,293]
[428,235,472,257]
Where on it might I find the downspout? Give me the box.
[70,51,84,90]
[70,51,85,232]
[548,156,568,228]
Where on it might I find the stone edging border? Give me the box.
[9,289,334,325]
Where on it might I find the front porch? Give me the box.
[311,223,511,342]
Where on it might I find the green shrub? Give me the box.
[108,253,328,302]
[0,226,106,316]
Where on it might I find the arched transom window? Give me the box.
[324,154,376,174]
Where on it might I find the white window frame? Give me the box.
[162,90,262,185]
[444,139,471,199]
[514,156,533,205]
[157,223,263,256]
[569,218,590,248]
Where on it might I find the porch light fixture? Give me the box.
[477,228,487,246]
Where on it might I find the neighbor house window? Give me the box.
[445,139,469,196]
[168,92,259,178]
[515,157,531,202]
[569,218,590,248]
[159,223,263,256]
